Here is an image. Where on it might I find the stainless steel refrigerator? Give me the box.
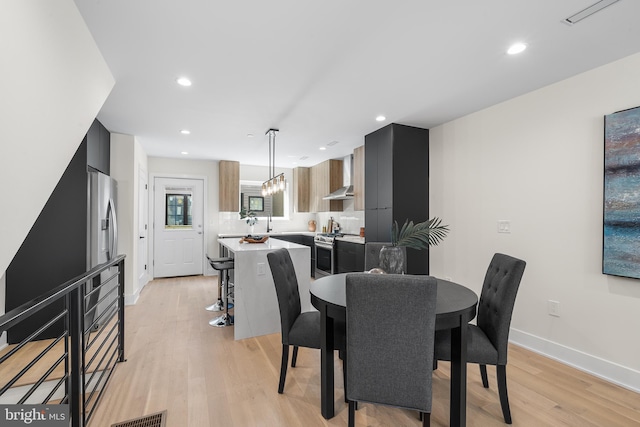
[86,170,119,329]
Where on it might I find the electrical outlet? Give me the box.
[257,263,266,276]
[548,300,560,317]
[497,220,511,233]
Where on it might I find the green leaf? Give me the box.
[392,217,449,250]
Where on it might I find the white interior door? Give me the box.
[138,167,149,289]
[153,177,204,278]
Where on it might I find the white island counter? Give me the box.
[218,237,311,340]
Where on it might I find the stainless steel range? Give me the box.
[314,233,343,277]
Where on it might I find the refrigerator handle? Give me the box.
[108,197,118,260]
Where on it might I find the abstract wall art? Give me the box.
[603,105,640,279]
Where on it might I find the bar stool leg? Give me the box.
[210,268,233,327]
[205,273,224,311]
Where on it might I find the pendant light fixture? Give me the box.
[262,129,286,196]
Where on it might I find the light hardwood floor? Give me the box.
[89,276,640,427]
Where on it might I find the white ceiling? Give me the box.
[74,0,640,169]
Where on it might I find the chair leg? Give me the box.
[291,346,299,367]
[278,345,289,394]
[422,412,430,427]
[496,365,512,424]
[480,364,489,388]
[348,401,356,427]
[342,351,348,403]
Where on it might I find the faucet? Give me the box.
[266,214,273,233]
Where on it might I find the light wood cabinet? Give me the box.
[293,167,310,212]
[353,145,365,211]
[311,159,343,212]
[219,160,239,212]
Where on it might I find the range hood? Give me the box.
[323,154,354,200]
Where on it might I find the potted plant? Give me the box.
[239,208,258,234]
[379,217,449,274]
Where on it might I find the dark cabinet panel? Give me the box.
[364,123,429,274]
[335,240,364,273]
[364,131,379,210]
[87,119,110,175]
[377,127,393,208]
[272,235,315,278]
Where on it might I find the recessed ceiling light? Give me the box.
[180,129,190,135]
[376,115,386,122]
[507,43,527,55]
[176,77,192,87]
[247,133,254,138]
[319,147,326,151]
[181,151,189,155]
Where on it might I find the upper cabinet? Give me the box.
[311,159,343,212]
[353,145,365,211]
[293,167,310,212]
[219,160,240,212]
[86,119,110,175]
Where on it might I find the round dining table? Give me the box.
[310,273,478,427]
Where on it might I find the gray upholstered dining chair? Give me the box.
[267,248,346,394]
[434,253,526,424]
[364,242,407,271]
[346,273,437,426]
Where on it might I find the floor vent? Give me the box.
[111,410,167,427]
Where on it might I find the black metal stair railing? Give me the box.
[0,255,126,427]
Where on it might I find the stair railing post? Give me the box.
[118,259,126,362]
[68,285,84,427]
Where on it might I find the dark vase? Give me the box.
[379,246,406,274]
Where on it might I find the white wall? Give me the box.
[111,133,148,304]
[0,1,114,275]
[429,52,640,392]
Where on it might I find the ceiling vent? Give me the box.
[564,0,621,25]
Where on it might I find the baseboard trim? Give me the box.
[125,287,141,306]
[510,328,640,393]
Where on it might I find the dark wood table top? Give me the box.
[310,273,478,330]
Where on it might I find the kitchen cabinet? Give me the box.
[86,119,110,174]
[293,167,310,212]
[365,123,429,274]
[353,145,365,211]
[335,240,364,273]
[270,234,316,278]
[219,160,240,212]
[310,159,343,212]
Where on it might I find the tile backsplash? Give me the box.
[217,198,365,236]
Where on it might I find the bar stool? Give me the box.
[209,260,234,327]
[206,255,233,312]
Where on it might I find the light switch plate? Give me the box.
[498,220,511,233]
[548,300,560,317]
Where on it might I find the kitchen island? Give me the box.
[218,237,311,340]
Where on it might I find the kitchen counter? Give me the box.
[218,237,311,340]
[335,235,365,244]
[218,231,316,238]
